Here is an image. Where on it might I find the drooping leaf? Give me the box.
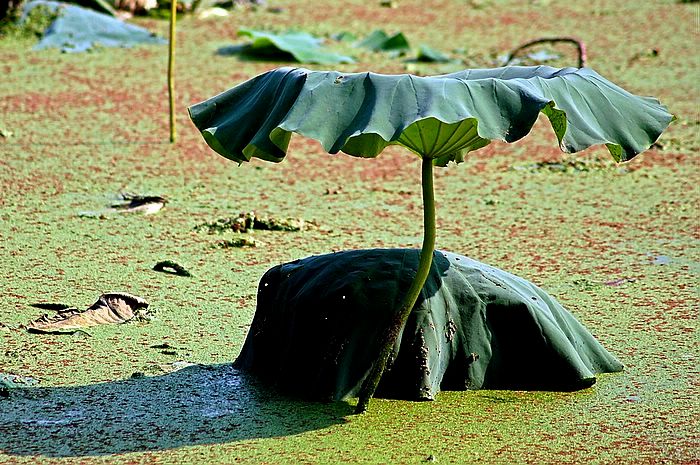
[235,249,624,401]
[26,293,150,333]
[232,28,354,65]
[22,0,165,52]
[189,66,673,166]
[355,29,410,52]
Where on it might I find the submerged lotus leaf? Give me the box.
[236,29,354,65]
[355,29,411,52]
[22,0,165,52]
[234,249,624,401]
[189,66,673,165]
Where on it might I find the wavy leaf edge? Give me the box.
[189,66,674,166]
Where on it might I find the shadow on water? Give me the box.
[0,364,353,457]
[215,44,297,62]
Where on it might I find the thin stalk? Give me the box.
[355,156,436,414]
[167,0,176,143]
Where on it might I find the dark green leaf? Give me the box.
[355,29,410,52]
[235,250,624,400]
[414,44,451,63]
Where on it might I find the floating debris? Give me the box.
[26,293,151,334]
[1,373,39,397]
[0,127,13,139]
[196,6,228,18]
[215,237,260,248]
[79,193,167,218]
[512,157,624,173]
[151,342,178,356]
[604,277,638,287]
[153,260,192,277]
[196,211,316,234]
[650,255,671,265]
[111,193,167,214]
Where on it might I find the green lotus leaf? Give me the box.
[235,249,624,401]
[355,29,411,52]
[188,66,673,166]
[236,29,355,65]
[414,44,452,63]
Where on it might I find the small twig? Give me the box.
[153,260,192,277]
[504,36,587,68]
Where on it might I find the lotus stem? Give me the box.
[355,156,436,414]
[167,0,176,143]
[504,36,587,68]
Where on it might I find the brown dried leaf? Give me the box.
[27,293,149,334]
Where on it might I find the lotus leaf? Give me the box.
[356,29,410,52]
[22,0,165,52]
[189,66,673,167]
[235,250,623,401]
[414,44,451,63]
[234,28,354,65]
[190,65,671,412]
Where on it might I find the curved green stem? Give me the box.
[355,156,436,414]
[167,0,176,143]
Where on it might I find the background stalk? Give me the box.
[355,156,436,414]
[167,0,176,143]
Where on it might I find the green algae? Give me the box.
[0,2,56,40]
[0,0,698,463]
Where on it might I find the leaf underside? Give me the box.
[189,66,673,166]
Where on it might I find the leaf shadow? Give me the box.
[0,363,352,457]
[216,44,297,62]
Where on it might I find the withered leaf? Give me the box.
[27,293,149,334]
